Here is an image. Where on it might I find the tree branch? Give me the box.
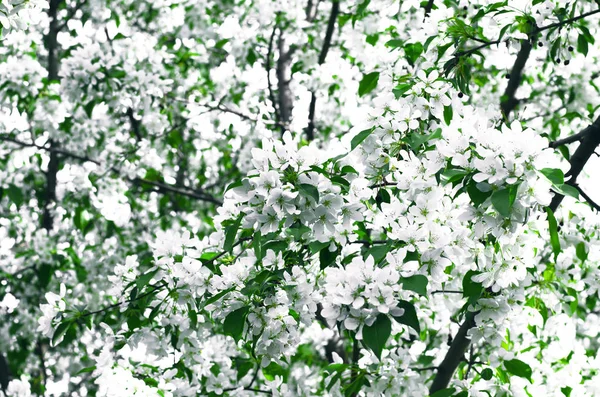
[276,31,294,133]
[572,184,600,211]
[423,0,434,17]
[455,8,600,60]
[305,0,340,141]
[500,39,534,119]
[549,128,591,148]
[266,24,281,127]
[0,136,223,205]
[429,311,477,394]
[549,116,600,212]
[126,107,143,141]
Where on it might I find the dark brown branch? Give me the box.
[500,39,533,119]
[126,107,143,141]
[266,24,280,127]
[305,0,340,141]
[429,311,477,394]
[423,0,434,17]
[0,354,10,394]
[431,290,463,295]
[534,8,600,35]
[455,8,600,59]
[315,304,348,364]
[573,184,600,211]
[131,179,223,206]
[79,284,166,318]
[549,116,600,212]
[0,136,223,205]
[276,32,294,132]
[56,0,88,31]
[549,129,591,148]
[34,340,48,387]
[0,136,99,164]
[41,0,64,234]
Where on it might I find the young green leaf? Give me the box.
[298,183,320,203]
[358,72,380,96]
[351,128,374,150]
[545,208,561,260]
[224,213,244,252]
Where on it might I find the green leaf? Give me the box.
[467,182,492,207]
[84,100,96,118]
[491,185,518,218]
[224,213,244,252]
[298,183,319,203]
[504,358,532,382]
[76,366,96,375]
[540,168,564,186]
[429,388,456,397]
[135,270,157,291]
[576,242,587,262]
[225,180,243,192]
[462,270,483,299]
[404,42,423,66]
[320,246,339,270]
[351,128,374,150]
[223,306,249,342]
[441,169,468,185]
[358,72,380,97]
[546,208,561,260]
[362,314,391,359]
[52,321,72,346]
[577,34,589,56]
[399,275,428,296]
[393,83,413,98]
[525,296,549,325]
[385,39,404,49]
[6,184,24,207]
[554,183,579,199]
[481,368,494,380]
[203,287,235,307]
[443,105,453,125]
[343,372,365,397]
[253,231,263,262]
[393,300,420,334]
[309,240,329,254]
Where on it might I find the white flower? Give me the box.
[0,292,19,314]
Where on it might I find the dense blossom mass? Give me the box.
[2,0,600,396]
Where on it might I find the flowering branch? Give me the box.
[455,8,600,59]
